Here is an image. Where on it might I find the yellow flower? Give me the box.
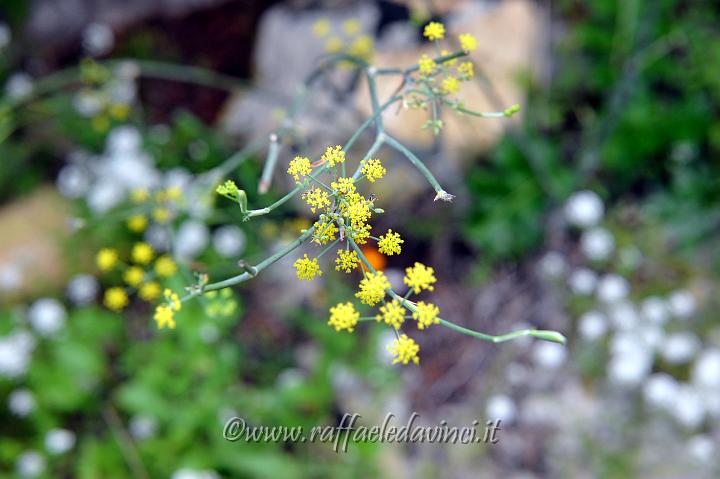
[423,21,445,41]
[418,54,436,75]
[154,304,176,329]
[154,255,177,277]
[123,266,145,287]
[413,301,440,330]
[312,217,338,245]
[321,145,345,167]
[139,281,161,301]
[330,177,356,196]
[163,288,182,311]
[216,179,239,198]
[305,187,330,213]
[342,18,361,35]
[376,300,406,329]
[355,271,390,306]
[152,207,171,224]
[294,254,322,281]
[130,188,149,203]
[164,186,182,201]
[287,156,312,182]
[328,302,360,332]
[127,214,147,233]
[404,262,437,294]
[459,33,477,52]
[313,18,331,37]
[325,37,343,53]
[457,61,474,80]
[377,229,404,256]
[388,334,420,365]
[96,248,118,271]
[104,287,128,312]
[131,242,155,265]
[348,35,373,59]
[360,159,386,183]
[442,76,460,95]
[335,249,359,273]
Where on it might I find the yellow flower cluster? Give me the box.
[360,159,386,183]
[423,22,445,41]
[205,288,238,317]
[104,287,128,312]
[404,262,437,294]
[376,300,406,329]
[305,187,330,213]
[132,242,155,265]
[312,17,375,61]
[153,289,182,329]
[418,54,436,76]
[328,302,359,332]
[97,248,119,271]
[377,229,403,256]
[287,156,312,182]
[312,217,338,245]
[335,249,359,273]
[459,33,478,52]
[388,334,420,365]
[321,145,345,167]
[413,301,440,330]
[355,271,390,306]
[294,254,322,281]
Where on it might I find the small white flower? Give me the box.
[568,268,597,295]
[580,227,615,262]
[107,125,142,154]
[0,331,36,378]
[641,296,670,324]
[578,310,607,341]
[687,435,715,465]
[16,451,45,478]
[5,72,33,99]
[538,251,566,279]
[66,274,99,306]
[45,428,76,455]
[144,224,171,252]
[57,164,91,198]
[564,190,604,228]
[129,415,158,441]
[27,298,67,337]
[82,22,114,56]
[8,389,36,417]
[668,289,696,319]
[608,301,639,330]
[671,384,705,429]
[691,348,720,390]
[212,225,246,258]
[485,394,517,423]
[661,332,700,364]
[643,373,679,410]
[596,274,629,303]
[175,220,210,260]
[86,179,125,213]
[72,90,104,117]
[608,351,652,387]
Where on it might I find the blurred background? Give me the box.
[1,0,719,477]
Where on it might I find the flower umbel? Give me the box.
[404,262,437,294]
[96,248,118,271]
[423,22,445,41]
[154,304,176,329]
[104,287,128,312]
[388,334,420,365]
[459,33,477,52]
[376,299,406,329]
[360,159,386,183]
[377,229,404,256]
[418,54,436,76]
[355,271,390,306]
[335,249,360,273]
[294,254,322,281]
[320,145,345,167]
[413,301,440,330]
[328,302,360,332]
[287,156,312,182]
[131,242,154,265]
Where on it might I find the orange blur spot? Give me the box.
[361,245,386,272]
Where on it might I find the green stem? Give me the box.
[383,134,453,201]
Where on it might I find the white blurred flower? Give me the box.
[0,331,36,378]
[198,323,220,344]
[578,310,607,341]
[86,179,125,213]
[661,332,700,364]
[72,90,104,117]
[641,296,670,325]
[66,274,99,306]
[27,298,66,337]
[5,72,33,99]
[171,469,220,479]
[0,263,23,292]
[276,368,306,389]
[486,394,517,423]
[164,168,192,190]
[107,126,142,154]
[129,415,158,441]
[618,246,642,271]
[212,225,246,258]
[596,274,629,303]
[16,451,45,478]
[608,301,639,330]
[687,435,715,465]
[384,268,405,292]
[636,323,664,350]
[568,268,597,296]
[564,190,604,228]
[671,384,705,429]
[57,164,91,198]
[538,251,566,279]
[377,330,397,364]
[643,373,679,410]
[175,220,209,260]
[82,22,114,56]
[668,289,696,319]
[0,22,11,50]
[45,429,76,455]
[608,348,652,387]
[109,79,136,105]
[532,341,567,369]
[505,362,530,386]
[691,349,720,390]
[8,389,36,417]
[144,224,171,252]
[580,227,615,262]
